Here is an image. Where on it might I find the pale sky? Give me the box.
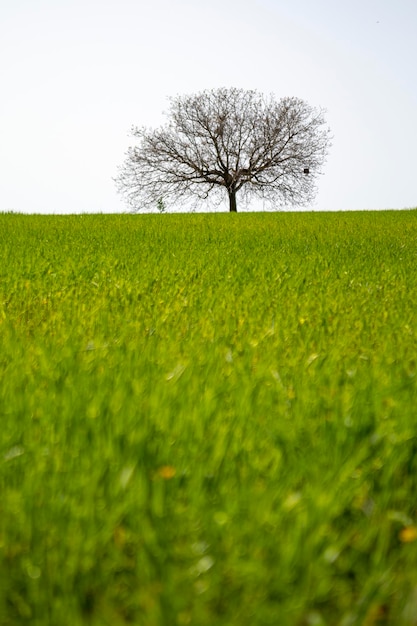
[1,0,416,213]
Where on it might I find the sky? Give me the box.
[1,0,416,214]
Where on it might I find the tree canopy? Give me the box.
[116,87,331,212]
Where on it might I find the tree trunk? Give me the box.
[228,190,237,212]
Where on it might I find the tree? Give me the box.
[115,87,331,213]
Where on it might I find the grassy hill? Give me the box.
[1,210,417,625]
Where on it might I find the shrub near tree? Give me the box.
[116,87,331,212]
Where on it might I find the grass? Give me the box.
[1,210,417,625]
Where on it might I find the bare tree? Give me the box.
[116,88,331,213]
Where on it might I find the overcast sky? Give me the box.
[1,0,416,213]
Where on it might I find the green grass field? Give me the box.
[1,210,417,625]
